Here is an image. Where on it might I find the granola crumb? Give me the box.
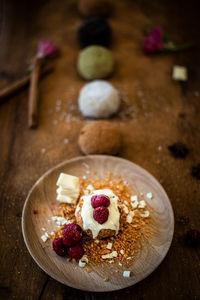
[87,268,92,273]
[104,277,109,282]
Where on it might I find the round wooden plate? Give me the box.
[22,155,174,292]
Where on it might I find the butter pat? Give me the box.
[172,66,188,81]
[56,173,79,190]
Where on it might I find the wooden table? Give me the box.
[0,0,200,299]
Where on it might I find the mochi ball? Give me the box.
[78,16,112,48]
[77,46,114,80]
[78,121,121,155]
[78,80,120,118]
[78,0,113,17]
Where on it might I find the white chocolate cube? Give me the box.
[172,66,188,81]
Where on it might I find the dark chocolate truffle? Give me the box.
[78,0,113,17]
[78,16,111,48]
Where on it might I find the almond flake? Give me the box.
[131,195,138,202]
[102,251,117,259]
[41,235,48,243]
[106,242,113,250]
[122,204,129,214]
[86,184,94,192]
[140,210,150,218]
[126,211,135,223]
[138,200,146,209]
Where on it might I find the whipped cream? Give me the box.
[80,189,120,239]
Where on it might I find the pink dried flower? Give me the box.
[143,27,164,54]
[37,39,60,58]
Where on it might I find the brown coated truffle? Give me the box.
[78,0,113,17]
[78,121,120,155]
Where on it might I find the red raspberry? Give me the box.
[68,243,84,259]
[52,238,67,256]
[91,194,110,208]
[63,223,82,246]
[93,206,109,224]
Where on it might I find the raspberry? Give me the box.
[63,223,82,246]
[91,194,110,208]
[68,243,84,259]
[52,238,67,256]
[93,206,109,224]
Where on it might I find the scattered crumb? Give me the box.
[140,211,150,218]
[123,271,131,278]
[64,138,69,144]
[146,192,153,199]
[41,234,48,243]
[138,200,146,209]
[87,268,92,273]
[106,242,113,250]
[41,148,46,154]
[104,277,109,282]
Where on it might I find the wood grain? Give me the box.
[22,155,174,292]
[0,0,200,299]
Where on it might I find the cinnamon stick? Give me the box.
[28,57,42,128]
[0,67,53,104]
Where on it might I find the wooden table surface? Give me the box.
[0,0,200,299]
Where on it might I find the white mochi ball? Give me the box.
[78,80,120,118]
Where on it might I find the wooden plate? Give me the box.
[22,155,174,292]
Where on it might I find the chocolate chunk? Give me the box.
[168,142,189,158]
[191,163,200,180]
[185,229,200,247]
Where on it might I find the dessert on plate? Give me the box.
[39,169,151,278]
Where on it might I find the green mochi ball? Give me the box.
[77,45,114,80]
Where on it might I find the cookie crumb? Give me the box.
[87,268,92,273]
